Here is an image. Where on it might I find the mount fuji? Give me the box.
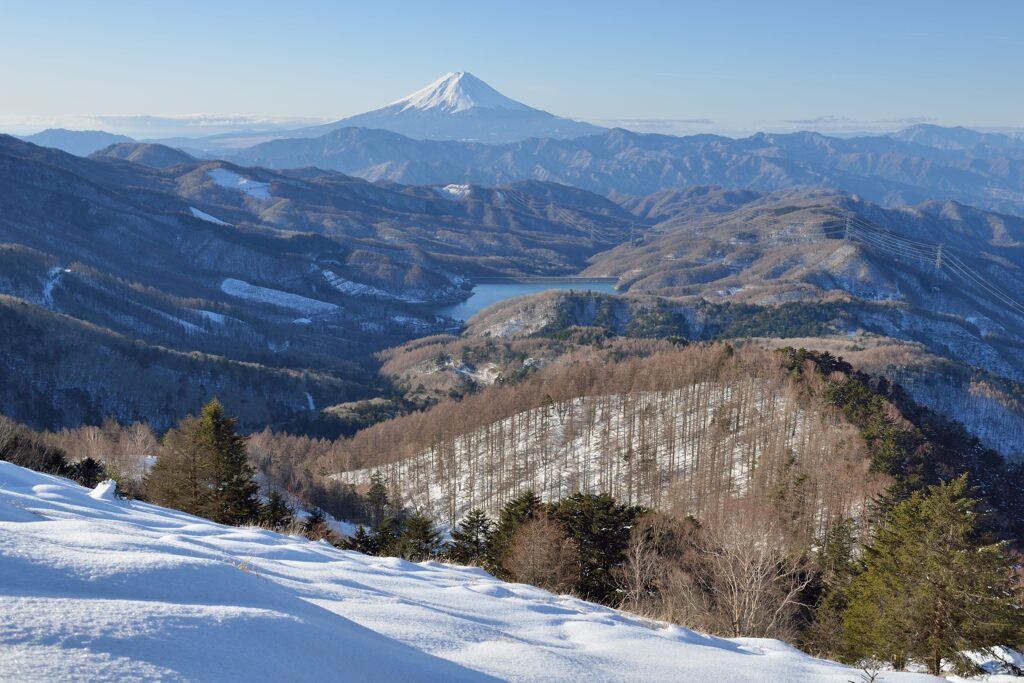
[297,71,604,143]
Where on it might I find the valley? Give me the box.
[3,39,1024,682]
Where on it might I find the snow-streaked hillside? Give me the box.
[0,462,938,682]
[339,383,881,531]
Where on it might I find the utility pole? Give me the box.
[844,213,852,241]
[935,243,944,270]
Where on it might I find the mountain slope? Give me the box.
[90,142,195,168]
[584,189,1024,374]
[232,125,1024,216]
[0,135,644,430]
[0,461,936,682]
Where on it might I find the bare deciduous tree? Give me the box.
[503,514,580,594]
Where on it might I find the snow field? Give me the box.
[188,206,232,226]
[0,462,937,682]
[206,168,271,201]
[220,278,337,315]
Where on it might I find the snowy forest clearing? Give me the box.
[0,462,939,682]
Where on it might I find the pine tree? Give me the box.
[551,492,645,602]
[842,475,1023,675]
[802,519,859,658]
[145,400,259,525]
[70,457,106,488]
[396,512,443,561]
[260,490,294,530]
[366,472,389,527]
[196,399,260,525]
[373,516,405,556]
[450,508,494,565]
[303,507,332,541]
[345,525,378,555]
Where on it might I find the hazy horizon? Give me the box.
[3,0,1023,140]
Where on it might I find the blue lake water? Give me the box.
[436,282,619,321]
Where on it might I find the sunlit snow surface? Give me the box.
[0,463,939,682]
[391,71,530,114]
[220,278,337,315]
[434,183,472,201]
[188,206,232,226]
[206,168,271,201]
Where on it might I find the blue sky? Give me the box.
[2,0,1022,137]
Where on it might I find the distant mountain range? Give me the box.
[20,128,134,156]
[228,124,1024,216]
[15,74,1024,217]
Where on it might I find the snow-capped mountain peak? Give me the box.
[297,71,605,143]
[391,71,532,114]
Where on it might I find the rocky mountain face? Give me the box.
[230,125,1024,216]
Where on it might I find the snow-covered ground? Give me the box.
[0,462,938,682]
[188,206,232,226]
[220,278,338,315]
[41,265,70,308]
[339,383,866,529]
[435,184,472,200]
[206,168,271,201]
[321,269,427,303]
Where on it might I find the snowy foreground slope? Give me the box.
[0,463,938,682]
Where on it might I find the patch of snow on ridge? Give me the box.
[0,461,937,682]
[322,270,392,299]
[220,278,337,315]
[41,266,69,308]
[321,270,425,303]
[435,184,472,201]
[189,206,232,226]
[206,168,271,201]
[191,309,227,325]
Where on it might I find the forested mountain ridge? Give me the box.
[0,136,639,430]
[335,343,1024,541]
[227,124,1024,216]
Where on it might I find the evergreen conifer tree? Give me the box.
[396,512,443,561]
[145,400,259,525]
[366,472,389,527]
[488,490,542,570]
[345,525,378,555]
[373,516,405,556]
[70,457,106,488]
[551,492,645,602]
[260,490,294,530]
[196,399,259,525]
[303,507,332,541]
[145,415,206,515]
[450,508,494,565]
[842,475,1022,675]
